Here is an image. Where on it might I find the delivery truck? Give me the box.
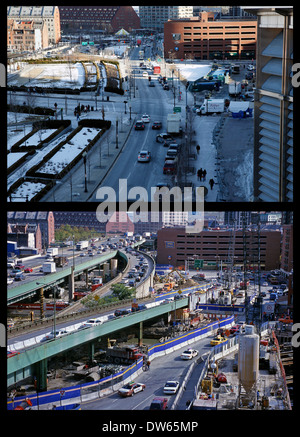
[198,99,225,115]
[46,247,58,257]
[228,81,241,96]
[76,240,89,251]
[167,113,182,136]
[43,262,56,274]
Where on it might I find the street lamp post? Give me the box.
[116,118,119,149]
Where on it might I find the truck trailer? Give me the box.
[199,99,225,115]
[46,247,59,257]
[167,113,182,136]
[42,262,56,274]
[76,240,89,251]
[228,81,241,96]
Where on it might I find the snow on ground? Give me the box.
[7,152,28,168]
[8,181,47,202]
[8,62,86,88]
[175,63,212,82]
[37,127,101,175]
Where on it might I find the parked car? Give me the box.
[180,349,198,360]
[118,382,146,397]
[138,150,151,162]
[163,380,180,395]
[156,133,174,144]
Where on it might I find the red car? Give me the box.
[150,397,168,410]
[230,325,240,334]
[24,267,33,273]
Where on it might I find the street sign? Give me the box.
[194,259,204,269]
[173,107,181,113]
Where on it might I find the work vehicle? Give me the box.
[228,81,241,96]
[76,240,89,251]
[106,346,144,364]
[198,98,225,115]
[152,121,162,130]
[78,318,103,329]
[53,256,68,267]
[150,397,168,410]
[167,113,182,136]
[41,329,68,342]
[46,247,59,257]
[191,398,218,410]
[138,150,151,162]
[134,121,145,130]
[163,159,177,175]
[180,349,198,360]
[42,262,56,274]
[118,382,146,397]
[190,80,216,93]
[163,381,180,395]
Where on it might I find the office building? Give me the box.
[244,6,293,202]
[58,6,140,33]
[164,11,257,60]
[156,226,282,271]
[139,6,193,32]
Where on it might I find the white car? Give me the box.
[142,71,149,77]
[180,348,199,360]
[41,329,68,342]
[138,150,151,162]
[78,318,103,329]
[7,277,14,285]
[141,114,150,123]
[163,381,180,395]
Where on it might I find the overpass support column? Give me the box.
[89,342,95,362]
[85,270,89,286]
[39,287,45,320]
[35,359,48,393]
[138,321,143,347]
[68,266,74,302]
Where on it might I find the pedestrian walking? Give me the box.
[196,144,200,154]
[209,178,215,190]
[197,168,202,181]
[202,169,207,180]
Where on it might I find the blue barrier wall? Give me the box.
[7,316,234,410]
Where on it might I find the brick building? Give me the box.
[157,226,281,271]
[59,6,140,33]
[7,223,42,253]
[7,6,61,45]
[7,211,55,249]
[164,11,257,60]
[7,18,48,52]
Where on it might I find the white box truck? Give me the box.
[76,240,89,251]
[199,99,225,115]
[167,113,182,136]
[228,81,241,96]
[43,262,56,274]
[46,247,58,257]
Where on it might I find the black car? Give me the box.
[152,121,162,130]
[163,84,169,90]
[114,309,130,317]
[135,121,145,130]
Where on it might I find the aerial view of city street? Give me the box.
[7,5,293,203]
[7,210,293,412]
[6,4,295,422]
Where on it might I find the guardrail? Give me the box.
[7,316,234,410]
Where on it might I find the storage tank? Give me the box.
[110,258,118,277]
[238,325,259,393]
[103,262,110,277]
